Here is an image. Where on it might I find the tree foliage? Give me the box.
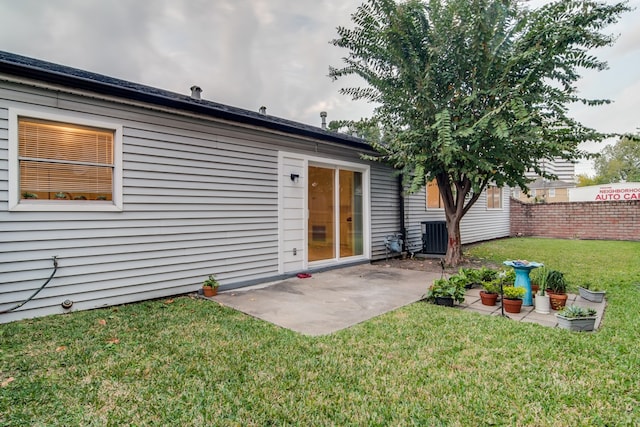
[330,0,630,265]
[593,134,640,183]
[576,173,600,187]
[327,118,383,142]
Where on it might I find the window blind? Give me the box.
[426,179,443,209]
[18,118,114,199]
[487,186,502,208]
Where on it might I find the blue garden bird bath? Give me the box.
[503,260,543,306]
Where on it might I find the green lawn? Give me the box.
[2,238,639,426]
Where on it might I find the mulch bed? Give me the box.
[372,255,501,275]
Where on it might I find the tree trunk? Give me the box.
[436,173,479,267]
[444,213,463,266]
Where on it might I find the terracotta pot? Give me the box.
[502,298,523,313]
[531,284,539,296]
[203,286,217,297]
[479,291,498,306]
[549,293,568,311]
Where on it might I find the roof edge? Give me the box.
[0,50,372,151]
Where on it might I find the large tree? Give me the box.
[329,0,629,265]
[593,134,640,183]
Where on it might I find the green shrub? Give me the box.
[482,280,501,294]
[502,286,525,300]
[546,270,567,294]
[425,277,466,304]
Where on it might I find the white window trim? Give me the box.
[425,180,445,211]
[8,108,123,212]
[307,160,371,269]
[486,186,503,210]
[277,151,371,273]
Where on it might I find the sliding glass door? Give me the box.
[308,166,363,262]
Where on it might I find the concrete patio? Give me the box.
[213,264,440,336]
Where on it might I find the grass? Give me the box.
[1,238,639,425]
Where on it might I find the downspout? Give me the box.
[398,175,407,252]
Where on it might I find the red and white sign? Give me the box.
[569,183,640,202]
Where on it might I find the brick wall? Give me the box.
[510,199,640,241]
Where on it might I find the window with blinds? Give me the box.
[426,179,444,209]
[18,118,114,201]
[487,186,502,209]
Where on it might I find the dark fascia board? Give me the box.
[0,50,372,152]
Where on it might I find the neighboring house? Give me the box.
[0,52,510,322]
[511,158,576,203]
[511,177,574,203]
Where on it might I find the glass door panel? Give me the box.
[339,170,363,257]
[308,166,335,262]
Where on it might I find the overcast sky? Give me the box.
[1,0,638,176]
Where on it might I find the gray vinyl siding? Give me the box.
[0,109,7,203]
[405,189,434,253]
[404,187,510,253]
[0,80,394,322]
[370,166,401,260]
[458,190,511,243]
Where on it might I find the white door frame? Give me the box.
[278,151,371,274]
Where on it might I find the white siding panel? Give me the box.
[279,154,305,273]
[0,285,197,324]
[0,108,6,206]
[404,187,511,253]
[459,189,511,244]
[370,164,402,260]
[1,235,278,266]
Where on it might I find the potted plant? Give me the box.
[22,191,38,199]
[425,276,466,307]
[451,268,475,289]
[478,267,499,283]
[458,267,497,289]
[556,305,597,331]
[533,267,550,314]
[202,274,220,297]
[54,192,67,199]
[577,282,606,303]
[545,270,568,310]
[497,267,516,287]
[502,286,525,313]
[530,266,547,296]
[458,268,480,289]
[480,267,513,306]
[479,280,500,306]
